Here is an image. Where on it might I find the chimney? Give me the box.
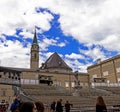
[97,58,101,64]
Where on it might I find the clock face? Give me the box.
[31,45,38,50]
[34,45,39,48]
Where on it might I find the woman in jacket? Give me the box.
[96,96,107,112]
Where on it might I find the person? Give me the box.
[50,100,56,112]
[10,98,20,112]
[64,100,72,112]
[35,101,44,112]
[5,101,9,110]
[56,99,63,112]
[96,96,107,112]
[19,102,37,112]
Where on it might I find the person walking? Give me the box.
[96,96,107,112]
[10,98,20,112]
[64,100,72,112]
[50,100,56,112]
[56,99,63,112]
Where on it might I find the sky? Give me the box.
[0,0,120,72]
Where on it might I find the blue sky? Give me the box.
[0,0,120,72]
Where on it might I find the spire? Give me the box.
[32,28,38,45]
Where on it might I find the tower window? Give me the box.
[1,89,6,96]
[34,54,36,59]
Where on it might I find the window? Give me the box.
[71,82,75,87]
[93,74,97,78]
[80,83,83,86]
[107,80,110,83]
[1,89,6,96]
[34,54,36,59]
[103,71,109,76]
[55,81,61,86]
[2,91,6,96]
[21,79,30,84]
[65,82,69,87]
[30,80,36,84]
[118,78,120,83]
[84,83,88,86]
[116,67,120,73]
[59,81,61,86]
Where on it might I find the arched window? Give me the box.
[34,53,36,59]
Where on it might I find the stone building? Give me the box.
[0,67,21,103]
[0,31,89,103]
[21,31,89,90]
[87,56,120,87]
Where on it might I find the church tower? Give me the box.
[30,30,39,69]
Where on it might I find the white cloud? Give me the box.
[39,37,57,51]
[64,57,88,72]
[0,40,30,68]
[0,0,53,37]
[65,53,84,60]
[19,31,33,39]
[64,52,88,72]
[38,0,120,51]
[80,46,105,62]
[100,35,120,51]
[57,42,66,47]
[1,0,120,46]
[1,0,120,49]
[39,52,53,67]
[1,0,120,72]
[38,37,67,51]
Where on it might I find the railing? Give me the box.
[18,89,120,112]
[92,82,120,87]
[0,80,21,86]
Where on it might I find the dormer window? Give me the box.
[59,61,62,66]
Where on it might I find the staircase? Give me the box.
[19,84,120,108]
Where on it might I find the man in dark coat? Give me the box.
[65,101,72,112]
[56,99,63,112]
